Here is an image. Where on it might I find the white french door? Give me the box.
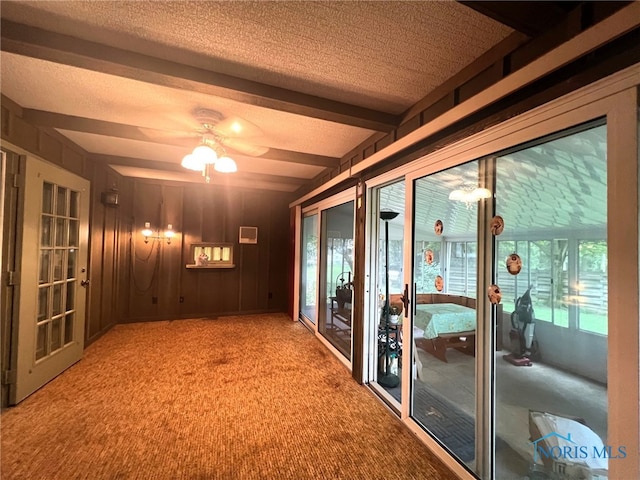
[11,155,90,405]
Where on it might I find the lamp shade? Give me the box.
[192,144,218,164]
[214,156,238,173]
[181,154,203,171]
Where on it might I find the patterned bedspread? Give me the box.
[414,303,476,340]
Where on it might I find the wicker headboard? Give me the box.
[388,293,476,310]
[414,293,476,309]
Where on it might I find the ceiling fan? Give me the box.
[191,108,269,156]
[176,108,269,182]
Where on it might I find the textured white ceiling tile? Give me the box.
[56,130,189,163]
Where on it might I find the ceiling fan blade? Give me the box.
[215,115,264,138]
[222,138,269,157]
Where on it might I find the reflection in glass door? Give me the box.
[371,181,405,404]
[299,214,318,325]
[494,124,608,479]
[410,162,480,470]
[318,201,354,359]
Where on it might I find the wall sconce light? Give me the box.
[142,222,176,244]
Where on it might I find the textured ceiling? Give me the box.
[0,1,521,192]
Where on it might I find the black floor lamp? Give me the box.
[379,209,399,388]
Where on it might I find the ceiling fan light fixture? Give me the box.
[181,154,203,171]
[214,156,238,173]
[192,144,218,164]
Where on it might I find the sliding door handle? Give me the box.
[401,283,411,317]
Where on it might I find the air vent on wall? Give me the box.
[239,226,258,244]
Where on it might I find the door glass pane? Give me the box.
[42,182,54,214]
[55,218,67,247]
[412,162,479,468]
[39,250,51,284]
[67,249,77,279]
[494,124,607,479]
[69,190,79,218]
[300,214,318,324]
[51,318,62,351]
[56,186,67,216]
[53,284,62,316]
[36,325,47,361]
[68,219,79,247]
[38,287,49,322]
[41,216,53,247]
[53,249,64,282]
[373,181,405,402]
[64,314,74,345]
[66,281,75,312]
[319,201,354,360]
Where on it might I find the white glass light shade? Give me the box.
[181,154,203,171]
[448,190,465,201]
[449,187,492,203]
[164,224,175,239]
[192,144,218,164]
[214,156,237,173]
[472,188,492,200]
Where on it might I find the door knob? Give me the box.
[81,279,90,287]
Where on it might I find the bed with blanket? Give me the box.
[409,293,503,363]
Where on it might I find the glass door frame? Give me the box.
[295,188,357,369]
[298,209,319,331]
[364,173,408,411]
[363,65,639,480]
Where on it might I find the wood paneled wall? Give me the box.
[1,95,130,346]
[2,97,290,353]
[125,180,291,322]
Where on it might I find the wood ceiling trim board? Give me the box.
[94,153,307,186]
[129,174,298,193]
[259,148,339,169]
[458,1,575,37]
[90,153,185,173]
[1,19,399,132]
[223,172,307,186]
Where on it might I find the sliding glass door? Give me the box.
[394,122,611,479]
[318,201,355,360]
[493,123,608,480]
[409,161,481,468]
[299,213,318,326]
[369,180,405,406]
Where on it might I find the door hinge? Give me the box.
[1,370,17,385]
[6,271,18,286]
